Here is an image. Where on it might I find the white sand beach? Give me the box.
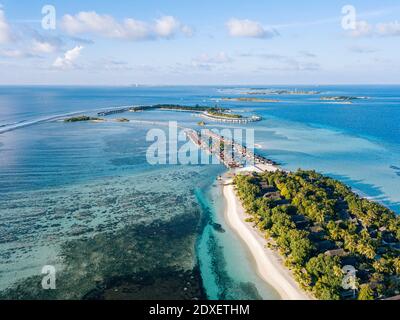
[222,179,312,300]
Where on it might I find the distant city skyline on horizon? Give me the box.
[1,0,400,85]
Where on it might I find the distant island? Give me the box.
[245,89,321,96]
[62,104,262,125]
[321,96,358,101]
[97,104,228,116]
[96,104,262,124]
[221,97,280,103]
[320,96,370,103]
[63,116,129,123]
[320,96,358,103]
[64,115,104,122]
[233,170,400,300]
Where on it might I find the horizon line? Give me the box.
[1,83,400,87]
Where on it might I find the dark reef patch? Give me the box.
[210,222,225,233]
[0,211,205,300]
[83,267,205,300]
[390,165,400,177]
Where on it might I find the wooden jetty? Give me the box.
[185,129,277,169]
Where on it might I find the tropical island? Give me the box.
[63,105,262,127]
[61,105,398,301]
[64,115,104,122]
[62,104,261,126]
[98,104,228,116]
[221,97,280,103]
[206,109,242,119]
[97,104,226,116]
[320,96,360,102]
[244,89,321,96]
[96,104,261,124]
[232,170,400,300]
[116,118,130,122]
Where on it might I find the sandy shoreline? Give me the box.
[222,178,312,300]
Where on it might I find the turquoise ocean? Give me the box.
[0,85,399,299]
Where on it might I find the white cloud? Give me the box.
[349,20,373,37]
[0,9,62,59]
[226,18,277,38]
[0,9,11,44]
[79,58,133,72]
[349,45,378,54]
[154,16,179,38]
[349,20,400,37]
[194,52,232,64]
[376,21,400,36]
[191,52,233,71]
[0,48,40,59]
[61,11,191,40]
[53,46,83,69]
[102,59,132,71]
[0,37,60,60]
[122,18,149,40]
[62,12,129,38]
[32,40,57,54]
[241,52,320,71]
[181,25,194,37]
[0,49,25,58]
[298,51,317,58]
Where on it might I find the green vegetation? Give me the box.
[153,104,217,112]
[134,104,243,119]
[234,170,400,300]
[100,104,228,115]
[197,121,206,126]
[219,141,225,152]
[206,109,242,119]
[96,103,257,122]
[132,104,227,113]
[358,284,374,300]
[64,115,103,122]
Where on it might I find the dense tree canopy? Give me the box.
[234,170,400,300]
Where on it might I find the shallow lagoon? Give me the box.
[0,119,272,299]
[0,85,399,299]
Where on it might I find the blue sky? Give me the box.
[0,0,400,85]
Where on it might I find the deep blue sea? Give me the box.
[0,85,399,299]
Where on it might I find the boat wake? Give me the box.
[0,113,81,134]
[0,105,131,135]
